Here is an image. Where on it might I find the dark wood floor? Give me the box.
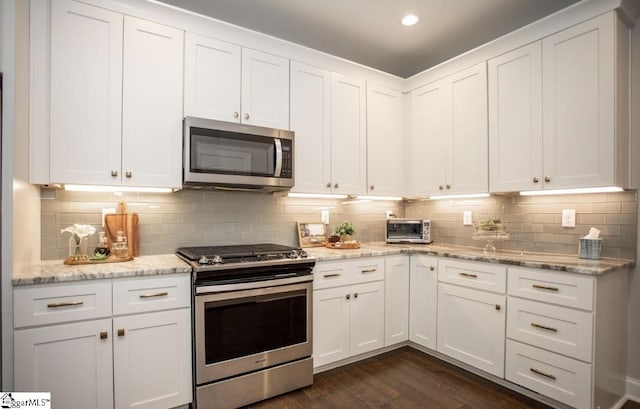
[246,347,551,409]
[246,347,640,409]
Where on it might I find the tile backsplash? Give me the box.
[41,188,637,261]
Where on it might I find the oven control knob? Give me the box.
[298,249,307,258]
[287,250,299,259]
[198,256,210,265]
[211,255,223,264]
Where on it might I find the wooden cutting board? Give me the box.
[104,213,140,257]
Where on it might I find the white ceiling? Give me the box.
[156,0,582,78]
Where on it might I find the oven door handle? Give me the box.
[195,274,312,294]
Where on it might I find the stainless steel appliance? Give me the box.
[176,244,315,409]
[183,117,294,192]
[386,218,431,244]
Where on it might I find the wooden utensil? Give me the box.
[104,203,140,257]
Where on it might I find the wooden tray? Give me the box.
[64,256,134,265]
[325,242,361,249]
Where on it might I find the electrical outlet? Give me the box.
[386,210,395,219]
[561,209,576,227]
[321,210,329,224]
[463,211,473,225]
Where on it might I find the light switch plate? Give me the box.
[562,209,576,227]
[463,211,473,225]
[321,210,329,224]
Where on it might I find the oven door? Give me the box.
[195,280,312,384]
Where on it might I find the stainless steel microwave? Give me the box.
[386,219,431,244]
[183,117,294,191]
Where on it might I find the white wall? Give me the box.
[0,0,41,389]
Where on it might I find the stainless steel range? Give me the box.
[176,244,316,409]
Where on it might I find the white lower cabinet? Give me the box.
[437,283,506,377]
[384,255,409,346]
[313,258,385,368]
[408,255,438,349]
[14,274,192,409]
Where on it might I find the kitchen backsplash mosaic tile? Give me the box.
[40,189,637,261]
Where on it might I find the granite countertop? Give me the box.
[12,254,192,286]
[305,242,635,276]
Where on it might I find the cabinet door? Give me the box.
[14,319,114,409]
[409,255,438,349]
[241,48,290,129]
[184,32,241,122]
[437,283,505,377]
[122,17,183,189]
[350,281,385,356]
[407,80,448,197]
[385,255,409,346]
[366,84,405,196]
[113,309,192,409]
[448,62,488,194]
[542,12,618,189]
[50,0,123,185]
[313,287,350,367]
[331,73,367,195]
[290,62,332,193]
[489,42,543,193]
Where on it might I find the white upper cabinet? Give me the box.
[241,48,290,129]
[408,63,488,197]
[184,35,289,129]
[290,62,331,193]
[366,84,405,197]
[489,42,543,193]
[122,16,183,189]
[49,1,183,188]
[331,73,367,195]
[184,33,241,123]
[50,0,123,186]
[542,11,629,190]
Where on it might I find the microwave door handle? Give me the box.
[274,138,283,177]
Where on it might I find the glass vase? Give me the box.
[68,236,88,259]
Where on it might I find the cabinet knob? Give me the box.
[544,176,551,183]
[446,184,451,190]
[370,185,374,190]
[100,331,108,340]
[438,185,444,190]
[334,183,339,189]
[244,113,250,120]
[346,294,351,300]
[430,266,435,271]
[117,329,125,337]
[354,292,358,298]
[532,177,539,183]
[125,171,132,178]
[326,182,332,188]
[111,170,118,177]
[495,304,501,311]
[233,111,239,119]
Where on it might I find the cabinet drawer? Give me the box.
[313,261,350,290]
[507,297,593,362]
[506,340,591,409]
[113,274,190,315]
[14,281,112,328]
[438,259,506,293]
[507,267,594,310]
[351,257,385,284]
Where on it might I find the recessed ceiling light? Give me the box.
[401,14,419,26]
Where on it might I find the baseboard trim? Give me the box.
[627,376,640,402]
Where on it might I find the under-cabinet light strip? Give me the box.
[519,186,623,196]
[64,184,175,193]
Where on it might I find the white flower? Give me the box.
[61,224,96,243]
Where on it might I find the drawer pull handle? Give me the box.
[532,284,559,292]
[459,272,477,278]
[100,331,108,340]
[139,291,168,299]
[47,301,84,308]
[323,273,341,278]
[117,329,125,337]
[530,367,556,380]
[361,269,377,273]
[531,322,558,332]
